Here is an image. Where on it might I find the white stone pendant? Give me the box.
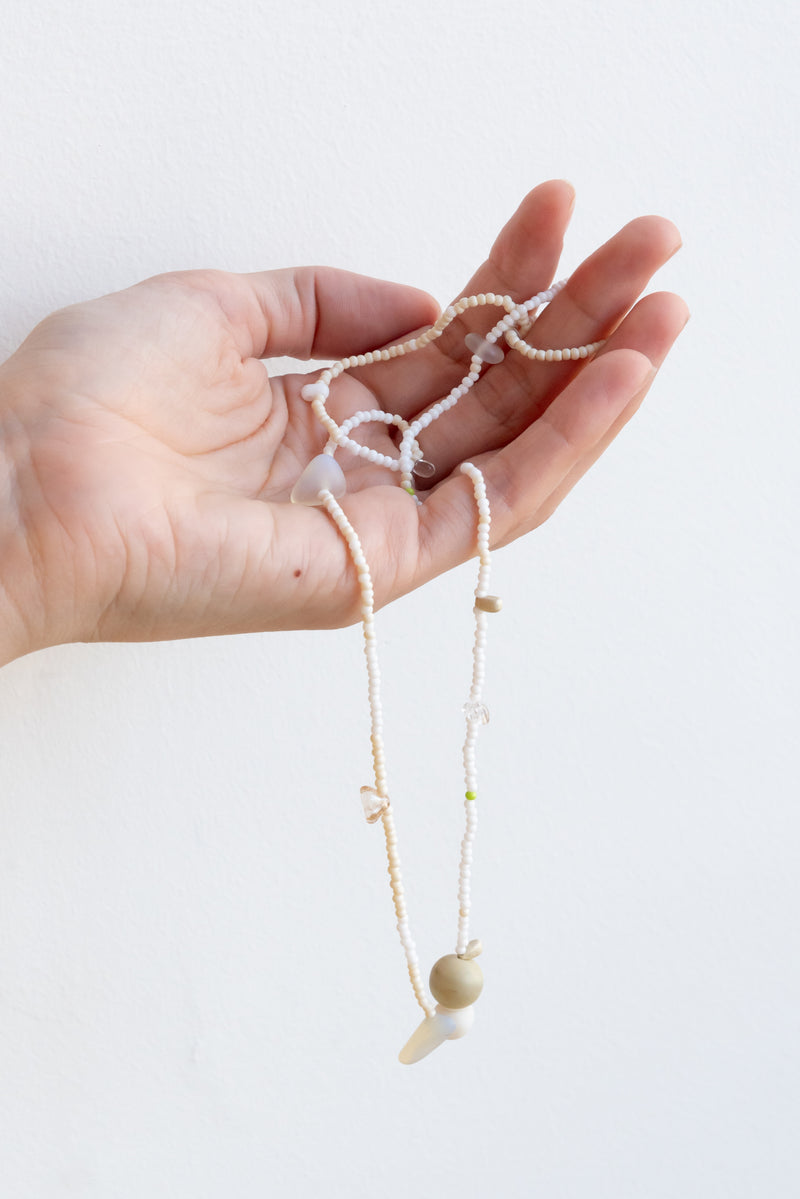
[290,454,347,506]
[398,1004,475,1065]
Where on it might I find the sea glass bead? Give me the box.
[412,459,436,479]
[464,333,504,364]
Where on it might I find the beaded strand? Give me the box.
[290,273,604,1060]
[320,486,433,1017]
[457,462,493,959]
[300,280,604,496]
[320,460,496,1018]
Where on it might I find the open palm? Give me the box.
[0,181,686,659]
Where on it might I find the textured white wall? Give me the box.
[1,1,797,1196]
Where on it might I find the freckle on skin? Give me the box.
[294,569,301,578]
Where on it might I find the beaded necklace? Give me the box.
[290,280,603,1063]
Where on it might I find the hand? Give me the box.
[0,181,687,665]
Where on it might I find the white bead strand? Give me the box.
[456,463,495,957]
[296,277,599,486]
[505,329,606,361]
[319,488,435,1019]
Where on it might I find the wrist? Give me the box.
[0,363,52,666]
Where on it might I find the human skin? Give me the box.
[0,181,688,666]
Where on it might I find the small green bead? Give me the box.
[465,790,477,801]
[402,483,416,496]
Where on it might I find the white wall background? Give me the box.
[1,1,797,1195]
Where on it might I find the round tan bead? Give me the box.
[475,595,503,613]
[429,954,483,1009]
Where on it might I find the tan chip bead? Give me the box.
[475,595,503,613]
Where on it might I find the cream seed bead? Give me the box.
[507,338,604,362]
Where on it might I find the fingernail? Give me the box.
[639,363,658,390]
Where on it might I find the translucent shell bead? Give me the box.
[290,454,346,506]
[462,701,490,726]
[464,333,504,364]
[360,785,389,824]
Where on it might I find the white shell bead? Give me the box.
[300,381,329,402]
[290,454,347,506]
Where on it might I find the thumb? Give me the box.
[193,264,441,361]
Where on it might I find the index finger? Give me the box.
[350,180,576,417]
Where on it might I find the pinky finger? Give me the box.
[529,291,690,530]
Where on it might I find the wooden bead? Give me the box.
[429,954,483,1009]
[475,595,502,613]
